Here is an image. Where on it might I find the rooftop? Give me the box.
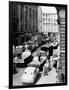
[41,6,57,13]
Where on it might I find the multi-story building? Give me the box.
[38,6,59,33]
[20,5,38,33]
[42,6,58,33]
[58,8,66,81]
[9,3,38,45]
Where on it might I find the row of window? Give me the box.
[43,18,57,22]
[43,13,57,17]
[43,23,57,25]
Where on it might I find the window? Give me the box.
[46,18,47,20]
[46,14,47,17]
[54,19,57,22]
[25,6,28,24]
[49,23,50,25]
[54,23,56,25]
[31,72,33,74]
[43,23,45,25]
[43,18,45,21]
[46,23,47,25]
[29,8,31,20]
[43,13,45,16]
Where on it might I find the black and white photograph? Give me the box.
[9,1,67,88]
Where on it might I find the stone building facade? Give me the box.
[38,6,59,33]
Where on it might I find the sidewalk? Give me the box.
[36,68,57,84]
[32,43,58,84]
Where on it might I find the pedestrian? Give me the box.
[49,56,53,69]
[43,60,49,76]
[53,57,57,70]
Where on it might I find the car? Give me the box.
[21,67,39,84]
[21,49,31,59]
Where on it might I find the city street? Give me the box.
[13,43,59,86]
[10,3,66,87]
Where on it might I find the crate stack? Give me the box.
[58,9,66,78]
